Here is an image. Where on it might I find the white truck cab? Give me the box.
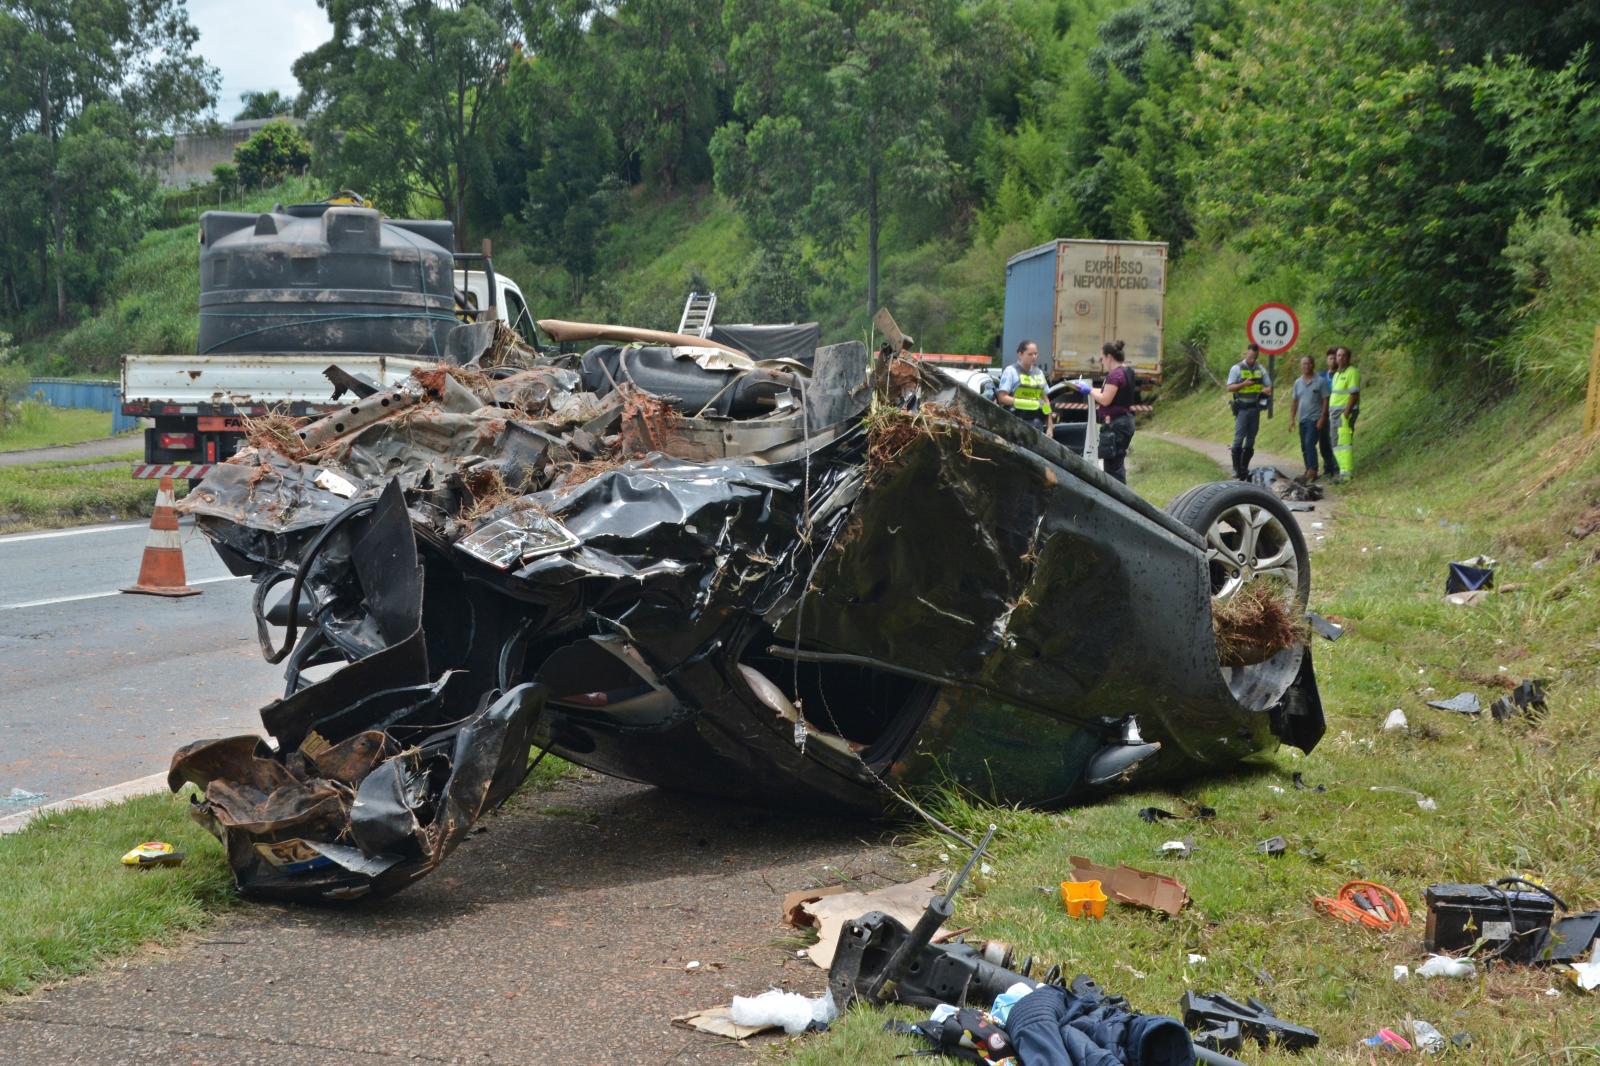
[454,269,534,342]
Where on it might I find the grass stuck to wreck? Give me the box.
[779,407,1600,1065]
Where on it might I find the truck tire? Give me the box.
[1165,481,1310,608]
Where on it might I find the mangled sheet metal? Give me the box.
[173,323,1324,902]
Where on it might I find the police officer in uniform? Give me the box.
[1226,342,1272,480]
[1070,340,1136,483]
[998,339,1054,435]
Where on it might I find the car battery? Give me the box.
[1424,883,1557,962]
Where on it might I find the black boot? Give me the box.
[1240,447,1255,480]
[1230,444,1244,479]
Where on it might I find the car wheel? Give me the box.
[1167,481,1312,708]
[1165,481,1310,607]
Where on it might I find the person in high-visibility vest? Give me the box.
[1226,342,1273,480]
[1329,346,1361,480]
[997,339,1054,435]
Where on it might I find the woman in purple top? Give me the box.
[1073,340,1137,483]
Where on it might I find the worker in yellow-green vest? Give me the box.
[998,338,1054,435]
[1226,342,1272,480]
[1330,346,1361,480]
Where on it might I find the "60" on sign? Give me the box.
[1247,303,1298,354]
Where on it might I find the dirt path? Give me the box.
[1153,430,1340,548]
[0,435,139,468]
[0,771,911,1064]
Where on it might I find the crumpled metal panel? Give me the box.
[172,338,1323,902]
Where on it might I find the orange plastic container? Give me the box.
[1060,879,1109,919]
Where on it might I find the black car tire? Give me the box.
[1165,481,1311,607]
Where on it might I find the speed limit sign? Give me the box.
[1247,303,1298,354]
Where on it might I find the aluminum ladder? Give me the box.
[677,291,717,337]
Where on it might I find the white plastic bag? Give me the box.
[729,989,837,1035]
[1417,954,1474,978]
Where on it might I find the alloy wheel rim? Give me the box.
[1203,502,1299,603]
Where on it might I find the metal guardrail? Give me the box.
[27,378,141,434]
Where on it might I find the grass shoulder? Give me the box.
[0,452,154,533]
[0,750,574,997]
[0,404,129,453]
[780,397,1600,1064]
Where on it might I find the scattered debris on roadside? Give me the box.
[786,871,946,969]
[1444,553,1499,605]
[1416,954,1474,978]
[727,988,837,1035]
[1312,881,1408,931]
[1181,991,1319,1053]
[1306,612,1343,641]
[1490,678,1549,722]
[1446,554,1496,594]
[1426,691,1482,716]
[1060,878,1109,919]
[1068,856,1189,916]
[120,841,185,867]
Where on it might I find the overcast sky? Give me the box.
[188,0,332,119]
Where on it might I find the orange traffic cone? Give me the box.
[122,477,200,598]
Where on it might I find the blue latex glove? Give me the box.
[1073,380,1092,395]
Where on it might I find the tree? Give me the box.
[1184,0,1521,348]
[235,89,296,121]
[233,120,311,187]
[295,0,519,249]
[713,0,1003,322]
[0,0,216,321]
[517,0,728,189]
[1401,0,1600,70]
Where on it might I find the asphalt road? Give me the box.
[0,519,284,810]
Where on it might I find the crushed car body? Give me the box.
[171,322,1324,902]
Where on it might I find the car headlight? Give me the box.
[457,509,578,569]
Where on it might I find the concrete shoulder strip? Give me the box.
[0,772,171,836]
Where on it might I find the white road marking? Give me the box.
[0,575,245,611]
[0,521,147,545]
[0,772,172,836]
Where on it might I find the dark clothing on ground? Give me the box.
[1100,412,1135,484]
[1004,984,1196,1066]
[1231,405,1261,479]
[1298,419,1322,475]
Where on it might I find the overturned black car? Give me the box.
[171,323,1323,902]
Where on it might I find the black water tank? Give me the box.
[197,203,456,358]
